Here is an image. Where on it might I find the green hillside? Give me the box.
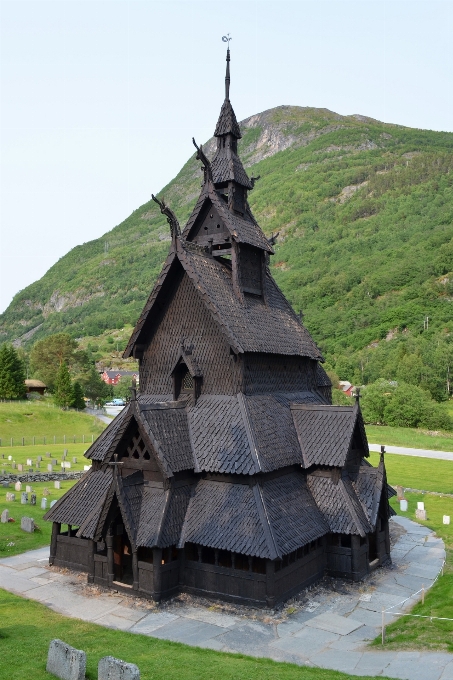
[1,106,452,394]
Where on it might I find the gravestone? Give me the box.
[21,517,34,533]
[46,639,86,680]
[50,500,57,508]
[396,486,404,501]
[26,459,32,466]
[54,481,61,490]
[83,465,91,471]
[26,485,32,493]
[21,492,28,504]
[51,459,58,466]
[1,509,9,523]
[17,464,23,472]
[43,487,50,496]
[47,464,53,472]
[443,515,450,525]
[11,462,16,469]
[37,456,42,462]
[5,492,15,501]
[98,656,140,680]
[8,455,12,461]
[415,508,427,520]
[72,457,77,464]
[46,452,51,458]
[30,494,36,506]
[36,462,40,468]
[41,498,48,510]
[417,501,425,510]
[15,481,22,492]
[400,499,408,512]
[1,481,9,487]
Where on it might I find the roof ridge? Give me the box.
[237,393,262,474]
[253,483,281,560]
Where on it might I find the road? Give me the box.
[369,443,453,461]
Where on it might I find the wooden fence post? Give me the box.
[381,609,385,645]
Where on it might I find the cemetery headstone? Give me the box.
[11,462,16,469]
[98,656,140,680]
[52,459,58,466]
[415,508,427,520]
[46,452,51,458]
[72,457,77,464]
[47,464,53,472]
[417,502,425,510]
[15,481,22,492]
[43,487,50,496]
[17,464,23,472]
[36,462,40,468]
[30,494,36,506]
[21,492,28,504]
[26,459,32,466]
[37,456,42,462]
[400,499,408,512]
[26,485,32,493]
[8,455,12,461]
[21,517,34,533]
[1,481,10,487]
[5,493,15,501]
[46,639,86,680]
[396,486,404,501]
[50,500,57,508]
[83,465,91,471]
[54,481,61,490]
[1,509,9,523]
[443,515,451,525]
[41,498,48,510]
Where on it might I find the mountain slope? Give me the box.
[1,105,452,373]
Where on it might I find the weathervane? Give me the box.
[222,34,231,46]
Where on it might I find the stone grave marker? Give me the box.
[443,515,450,525]
[43,487,50,496]
[415,508,427,520]
[417,501,425,510]
[54,481,61,490]
[5,492,15,501]
[15,481,22,491]
[51,459,58,466]
[26,485,32,493]
[21,492,28,504]
[37,456,42,462]
[83,465,91,471]
[30,494,36,506]
[1,509,9,523]
[36,462,40,468]
[17,464,23,472]
[46,639,86,680]
[400,499,408,511]
[11,462,16,469]
[21,517,34,533]
[1,481,9,487]
[46,452,51,458]
[8,455,12,461]
[47,464,53,472]
[41,498,48,510]
[72,457,77,464]
[26,458,32,466]
[50,500,57,508]
[396,486,404,500]
[98,656,140,680]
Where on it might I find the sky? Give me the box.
[1,0,452,314]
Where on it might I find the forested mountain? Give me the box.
[1,106,452,398]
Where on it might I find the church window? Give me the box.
[182,371,193,391]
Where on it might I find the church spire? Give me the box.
[225,48,231,100]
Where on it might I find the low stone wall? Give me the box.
[0,471,86,484]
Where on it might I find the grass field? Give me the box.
[366,425,453,452]
[0,400,105,445]
[0,480,78,557]
[369,452,453,495]
[0,589,394,680]
[0,443,93,473]
[374,492,453,650]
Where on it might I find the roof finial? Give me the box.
[222,34,231,100]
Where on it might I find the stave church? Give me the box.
[45,48,394,607]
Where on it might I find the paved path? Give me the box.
[369,444,453,461]
[0,517,451,679]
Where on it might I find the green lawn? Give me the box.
[366,425,453,452]
[0,443,92,474]
[0,400,105,446]
[369,451,453,495]
[0,480,77,557]
[0,589,393,680]
[374,492,453,650]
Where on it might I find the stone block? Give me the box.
[30,493,37,506]
[98,656,140,680]
[15,481,22,491]
[41,497,48,510]
[46,639,86,680]
[1,509,9,523]
[54,481,61,489]
[21,492,28,504]
[5,492,15,501]
[26,485,32,493]
[21,517,34,533]
[415,508,427,520]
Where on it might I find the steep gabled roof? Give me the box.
[84,403,132,461]
[182,183,272,252]
[291,402,369,467]
[211,149,252,188]
[214,99,241,138]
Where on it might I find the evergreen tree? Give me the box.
[71,381,86,409]
[54,362,73,409]
[80,365,110,404]
[0,344,25,399]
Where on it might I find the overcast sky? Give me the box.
[1,0,452,314]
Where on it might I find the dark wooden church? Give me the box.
[45,49,393,607]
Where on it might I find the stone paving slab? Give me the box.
[309,648,364,673]
[351,650,398,676]
[94,613,136,631]
[441,662,453,680]
[129,611,179,635]
[385,651,445,680]
[177,605,238,628]
[151,618,225,646]
[107,605,148,623]
[268,634,311,659]
[305,611,363,635]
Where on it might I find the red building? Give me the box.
[101,370,138,386]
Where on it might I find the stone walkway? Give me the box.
[0,516,451,680]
